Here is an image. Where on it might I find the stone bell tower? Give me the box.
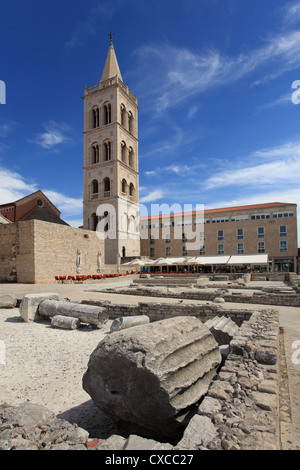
[82,35,140,264]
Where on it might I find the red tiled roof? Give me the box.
[140,202,295,220]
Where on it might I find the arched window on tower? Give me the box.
[92,107,100,128]
[92,180,98,198]
[121,141,127,163]
[128,111,133,134]
[104,141,111,161]
[103,211,109,232]
[120,104,126,127]
[91,213,98,231]
[121,178,127,194]
[104,103,111,124]
[103,177,110,197]
[129,183,134,199]
[92,144,99,164]
[128,147,134,168]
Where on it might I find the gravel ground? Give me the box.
[0,308,119,438]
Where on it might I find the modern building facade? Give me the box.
[140,202,298,272]
[82,37,140,264]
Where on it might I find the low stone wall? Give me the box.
[81,300,252,326]
[176,308,280,450]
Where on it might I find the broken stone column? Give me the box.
[51,315,80,330]
[82,316,221,440]
[110,315,150,332]
[205,315,239,345]
[38,300,108,328]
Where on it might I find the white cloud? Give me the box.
[140,189,165,203]
[283,1,300,26]
[204,157,300,190]
[28,121,72,150]
[203,139,300,190]
[43,190,82,217]
[134,23,300,115]
[0,165,82,223]
[0,167,37,203]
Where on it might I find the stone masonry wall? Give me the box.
[81,299,252,326]
[0,224,18,282]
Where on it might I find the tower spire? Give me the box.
[100,33,123,82]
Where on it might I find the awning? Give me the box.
[227,254,269,265]
[121,259,146,266]
[187,256,230,265]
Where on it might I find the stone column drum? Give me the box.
[83,316,221,440]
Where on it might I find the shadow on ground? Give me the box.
[57,399,122,439]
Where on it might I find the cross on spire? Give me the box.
[109,32,114,44]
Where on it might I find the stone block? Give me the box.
[19,293,59,322]
[176,415,217,449]
[0,294,17,309]
[205,315,239,345]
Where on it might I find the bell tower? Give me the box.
[83,35,140,264]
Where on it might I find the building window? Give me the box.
[128,147,134,168]
[237,228,244,240]
[150,235,155,245]
[258,241,265,253]
[217,230,224,241]
[165,234,171,244]
[237,242,244,254]
[166,246,171,257]
[92,107,100,128]
[92,180,98,195]
[257,227,265,239]
[121,141,126,163]
[105,141,111,161]
[279,225,287,237]
[121,179,127,194]
[182,245,188,256]
[128,111,133,134]
[150,247,155,258]
[280,240,288,253]
[91,213,98,231]
[104,103,111,124]
[218,244,224,255]
[251,213,270,220]
[182,232,188,242]
[92,144,99,164]
[129,183,134,198]
[199,245,205,256]
[103,177,110,197]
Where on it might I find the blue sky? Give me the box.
[0,0,300,243]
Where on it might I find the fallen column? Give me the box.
[83,316,221,440]
[38,300,108,328]
[51,315,80,330]
[110,315,150,332]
